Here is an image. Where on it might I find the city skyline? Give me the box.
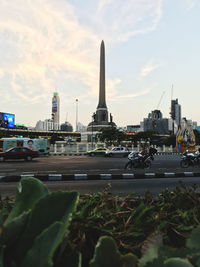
[0,0,200,130]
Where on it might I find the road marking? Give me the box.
[48,174,62,181]
[123,173,134,179]
[184,172,194,177]
[74,174,88,180]
[100,174,112,180]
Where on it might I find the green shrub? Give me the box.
[1,178,200,266]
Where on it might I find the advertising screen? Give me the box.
[3,113,15,128]
[52,101,57,113]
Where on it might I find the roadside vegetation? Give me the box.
[1,178,200,266]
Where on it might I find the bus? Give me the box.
[0,137,50,155]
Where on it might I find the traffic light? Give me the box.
[52,113,55,120]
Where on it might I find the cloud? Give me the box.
[95,0,164,42]
[0,69,4,79]
[0,0,164,113]
[111,89,150,101]
[0,0,100,105]
[184,0,197,9]
[140,62,161,78]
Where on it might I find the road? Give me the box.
[1,177,200,198]
[0,154,200,197]
[0,154,199,176]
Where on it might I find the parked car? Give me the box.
[87,148,107,156]
[0,147,39,162]
[105,147,130,157]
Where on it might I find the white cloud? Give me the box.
[0,0,165,122]
[111,89,150,101]
[0,0,100,104]
[0,69,4,79]
[184,0,197,9]
[140,62,161,78]
[95,0,164,42]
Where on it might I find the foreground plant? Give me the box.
[0,177,79,267]
[0,178,138,267]
[2,178,200,266]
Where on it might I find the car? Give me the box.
[87,147,107,156]
[105,147,130,157]
[0,147,39,162]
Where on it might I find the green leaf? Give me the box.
[54,246,82,267]
[121,253,138,267]
[0,246,4,267]
[163,257,194,266]
[139,232,163,267]
[4,177,49,225]
[186,227,200,249]
[90,236,121,267]
[15,191,79,264]
[20,222,65,267]
[0,211,29,247]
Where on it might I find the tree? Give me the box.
[96,127,126,146]
[162,134,176,147]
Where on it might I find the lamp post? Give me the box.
[75,99,78,132]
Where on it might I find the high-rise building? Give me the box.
[52,92,60,124]
[170,98,181,127]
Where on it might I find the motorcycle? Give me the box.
[180,151,200,168]
[124,152,154,170]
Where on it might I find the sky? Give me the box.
[0,0,200,129]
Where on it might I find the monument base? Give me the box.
[87,122,116,132]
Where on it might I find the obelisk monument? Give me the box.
[87,40,115,131]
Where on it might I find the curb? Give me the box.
[0,172,200,182]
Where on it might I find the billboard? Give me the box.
[52,101,57,113]
[0,112,15,128]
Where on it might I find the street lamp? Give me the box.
[75,99,78,132]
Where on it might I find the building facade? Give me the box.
[170,98,181,127]
[35,119,60,131]
[143,110,174,134]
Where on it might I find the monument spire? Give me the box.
[87,40,116,131]
[97,40,107,109]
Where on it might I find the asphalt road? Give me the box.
[1,154,199,176]
[1,177,200,198]
[1,154,200,197]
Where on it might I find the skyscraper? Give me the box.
[170,98,181,127]
[52,92,60,124]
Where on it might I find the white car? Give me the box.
[105,147,130,157]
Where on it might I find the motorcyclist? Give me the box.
[149,145,157,155]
